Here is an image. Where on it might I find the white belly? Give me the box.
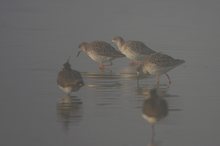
[88,53,112,64]
[58,85,72,94]
[143,63,173,76]
[124,49,145,61]
[142,114,157,124]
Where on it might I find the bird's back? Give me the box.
[144,53,185,67]
[57,68,83,87]
[89,41,125,58]
[125,41,156,54]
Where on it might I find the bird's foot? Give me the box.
[99,64,105,70]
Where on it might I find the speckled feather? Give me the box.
[57,65,83,87]
[87,41,125,58]
[125,41,156,54]
[143,53,185,67]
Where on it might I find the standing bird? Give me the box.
[57,60,84,95]
[112,36,156,64]
[77,41,125,70]
[137,52,185,85]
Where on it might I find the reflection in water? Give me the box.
[56,96,82,131]
[83,71,122,91]
[82,71,123,107]
[82,70,120,80]
[119,65,149,81]
[141,87,169,146]
[136,85,169,97]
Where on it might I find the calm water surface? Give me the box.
[1,0,220,146]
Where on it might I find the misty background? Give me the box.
[0,0,220,146]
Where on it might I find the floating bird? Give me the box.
[137,52,185,85]
[77,41,125,70]
[112,36,156,64]
[57,60,84,95]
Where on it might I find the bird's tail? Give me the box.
[114,50,125,58]
[175,59,185,66]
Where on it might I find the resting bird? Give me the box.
[77,41,125,70]
[57,60,84,95]
[112,36,156,64]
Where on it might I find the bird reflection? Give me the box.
[56,95,82,131]
[141,87,169,146]
[83,71,122,90]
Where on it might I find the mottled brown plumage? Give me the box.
[112,36,156,61]
[82,41,124,57]
[143,52,184,67]
[77,41,125,69]
[57,61,84,94]
[137,52,185,85]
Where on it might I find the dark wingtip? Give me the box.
[114,50,125,58]
[180,59,186,64]
[176,59,185,65]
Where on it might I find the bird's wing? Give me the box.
[90,41,125,57]
[147,53,177,67]
[126,41,156,54]
[57,70,83,86]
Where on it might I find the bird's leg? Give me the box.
[151,124,155,144]
[104,61,113,66]
[136,72,140,86]
[129,61,136,66]
[165,73,171,85]
[156,75,160,86]
[99,64,105,70]
[100,62,113,70]
[67,92,71,96]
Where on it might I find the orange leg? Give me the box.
[129,61,136,66]
[104,61,113,66]
[98,62,113,70]
[99,64,105,70]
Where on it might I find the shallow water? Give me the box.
[1,0,220,146]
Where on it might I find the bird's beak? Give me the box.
[76,51,81,57]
